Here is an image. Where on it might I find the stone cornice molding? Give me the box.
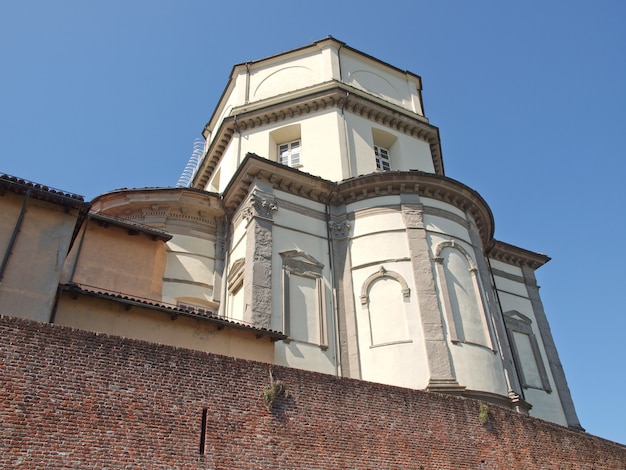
[222,155,333,214]
[488,240,550,270]
[91,188,225,229]
[335,171,494,246]
[223,154,495,247]
[88,213,172,241]
[194,82,443,189]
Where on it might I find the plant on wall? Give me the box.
[478,403,489,425]
[261,368,290,410]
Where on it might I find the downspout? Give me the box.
[325,195,342,377]
[50,211,90,324]
[234,115,242,168]
[340,92,353,178]
[336,44,353,179]
[67,214,90,285]
[245,63,251,105]
[0,189,31,284]
[486,253,526,401]
[218,213,231,318]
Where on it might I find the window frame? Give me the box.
[504,310,552,392]
[279,250,327,348]
[278,139,302,168]
[374,144,391,171]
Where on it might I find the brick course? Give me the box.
[1,315,624,469]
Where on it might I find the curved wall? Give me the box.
[91,189,225,311]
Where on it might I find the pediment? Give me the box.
[504,310,532,325]
[279,250,323,269]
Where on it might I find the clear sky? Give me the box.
[1,0,625,445]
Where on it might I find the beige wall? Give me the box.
[55,293,274,363]
[64,220,167,302]
[0,192,80,322]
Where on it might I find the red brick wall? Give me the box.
[1,315,624,469]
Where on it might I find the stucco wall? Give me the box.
[1,315,624,469]
[65,221,167,301]
[490,257,569,425]
[270,189,337,376]
[0,193,78,322]
[55,294,274,363]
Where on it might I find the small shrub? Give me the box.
[261,368,290,410]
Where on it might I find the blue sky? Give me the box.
[1,1,625,445]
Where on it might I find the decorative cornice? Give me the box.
[193,82,443,189]
[488,240,550,270]
[91,187,225,229]
[224,155,495,248]
[89,213,172,241]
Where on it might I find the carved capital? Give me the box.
[243,193,278,223]
[402,206,424,229]
[328,220,351,239]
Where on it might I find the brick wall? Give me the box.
[1,315,624,469]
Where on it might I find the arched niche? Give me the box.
[360,266,411,348]
[434,240,493,349]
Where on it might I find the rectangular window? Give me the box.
[278,140,301,167]
[375,145,390,171]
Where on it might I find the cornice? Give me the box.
[89,213,172,241]
[224,155,494,248]
[193,82,443,190]
[91,187,225,228]
[222,155,333,215]
[488,240,550,270]
[335,171,494,246]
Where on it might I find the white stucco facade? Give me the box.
[82,38,580,430]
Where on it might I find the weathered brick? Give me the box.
[0,315,624,469]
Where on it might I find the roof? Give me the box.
[89,212,173,241]
[59,283,287,341]
[0,173,87,209]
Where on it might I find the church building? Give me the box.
[0,37,581,430]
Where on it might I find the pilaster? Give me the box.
[467,218,525,398]
[402,204,463,393]
[328,207,360,379]
[242,185,277,330]
[213,218,227,305]
[521,265,584,430]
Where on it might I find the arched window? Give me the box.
[360,266,411,348]
[226,258,245,321]
[434,240,493,349]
